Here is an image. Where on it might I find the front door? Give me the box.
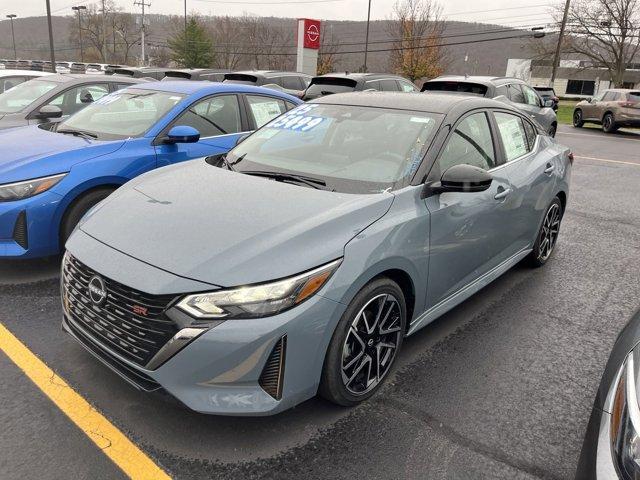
[425,111,515,307]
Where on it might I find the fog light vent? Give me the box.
[13,211,28,249]
[259,335,287,400]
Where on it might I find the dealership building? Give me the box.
[506,58,640,97]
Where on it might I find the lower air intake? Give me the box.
[13,211,28,249]
[259,335,287,400]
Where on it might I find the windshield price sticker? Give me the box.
[270,113,325,132]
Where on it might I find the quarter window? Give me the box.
[435,112,496,175]
[380,79,399,91]
[176,95,241,137]
[246,95,287,128]
[398,80,417,92]
[494,112,531,161]
[602,91,616,101]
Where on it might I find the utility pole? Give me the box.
[45,0,56,68]
[101,0,108,62]
[363,0,372,72]
[72,5,87,62]
[551,0,571,86]
[6,14,17,60]
[134,0,151,66]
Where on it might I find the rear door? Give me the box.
[492,110,556,252]
[425,110,515,306]
[154,93,248,167]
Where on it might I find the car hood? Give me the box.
[79,160,394,287]
[0,125,126,184]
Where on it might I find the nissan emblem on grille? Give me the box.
[88,275,107,306]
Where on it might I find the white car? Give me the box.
[0,69,53,94]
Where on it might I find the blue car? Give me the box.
[0,81,302,258]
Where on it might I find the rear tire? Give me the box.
[548,123,557,137]
[573,109,584,128]
[60,188,114,248]
[602,113,617,133]
[319,277,406,407]
[526,197,563,268]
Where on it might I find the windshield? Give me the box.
[227,103,442,194]
[0,79,58,113]
[57,88,185,140]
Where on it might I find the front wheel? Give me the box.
[526,197,563,268]
[573,109,584,128]
[60,188,114,248]
[319,278,406,406]
[548,123,557,137]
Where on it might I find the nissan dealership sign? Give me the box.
[296,18,321,74]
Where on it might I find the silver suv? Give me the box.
[422,75,558,137]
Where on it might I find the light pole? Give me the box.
[72,5,86,62]
[363,0,372,72]
[6,14,17,60]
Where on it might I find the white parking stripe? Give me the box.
[558,131,640,142]
[575,155,640,167]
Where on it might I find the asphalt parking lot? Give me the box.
[1,124,639,480]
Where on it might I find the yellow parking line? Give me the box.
[0,323,171,480]
[575,155,640,167]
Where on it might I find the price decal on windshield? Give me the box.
[269,113,325,132]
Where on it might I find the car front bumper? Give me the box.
[0,190,62,258]
[62,234,347,416]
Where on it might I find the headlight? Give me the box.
[610,347,640,478]
[177,259,341,319]
[0,173,67,202]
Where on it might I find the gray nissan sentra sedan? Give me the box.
[61,92,572,415]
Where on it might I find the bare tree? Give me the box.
[387,0,448,81]
[317,24,339,74]
[555,0,640,87]
[211,16,244,69]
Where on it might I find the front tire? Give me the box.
[60,188,114,248]
[527,197,562,268]
[602,113,617,133]
[548,123,557,137]
[319,278,406,406]
[573,109,584,128]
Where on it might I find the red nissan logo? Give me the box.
[307,24,319,42]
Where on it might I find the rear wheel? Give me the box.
[526,197,562,268]
[60,188,114,248]
[573,109,584,128]
[602,113,617,133]
[548,123,557,137]
[319,278,406,406]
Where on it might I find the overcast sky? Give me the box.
[9,0,555,27]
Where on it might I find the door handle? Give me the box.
[494,187,511,200]
[544,163,555,174]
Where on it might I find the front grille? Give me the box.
[12,211,28,249]
[259,335,287,400]
[63,315,162,392]
[62,254,178,368]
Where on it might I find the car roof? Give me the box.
[429,75,524,86]
[133,80,302,98]
[232,70,308,78]
[0,69,53,77]
[310,91,515,114]
[25,74,141,84]
[317,72,407,81]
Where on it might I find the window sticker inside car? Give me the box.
[93,94,120,106]
[270,113,325,131]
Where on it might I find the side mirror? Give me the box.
[163,125,200,144]
[34,105,63,119]
[544,99,554,108]
[235,133,251,146]
[421,164,493,198]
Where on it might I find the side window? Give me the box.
[269,77,284,87]
[246,95,287,128]
[433,112,496,177]
[495,85,508,97]
[365,80,381,91]
[1,76,25,93]
[397,80,417,92]
[282,76,302,90]
[602,91,615,101]
[380,79,399,91]
[508,84,526,104]
[521,85,540,107]
[176,94,241,138]
[494,112,531,161]
[47,84,109,116]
